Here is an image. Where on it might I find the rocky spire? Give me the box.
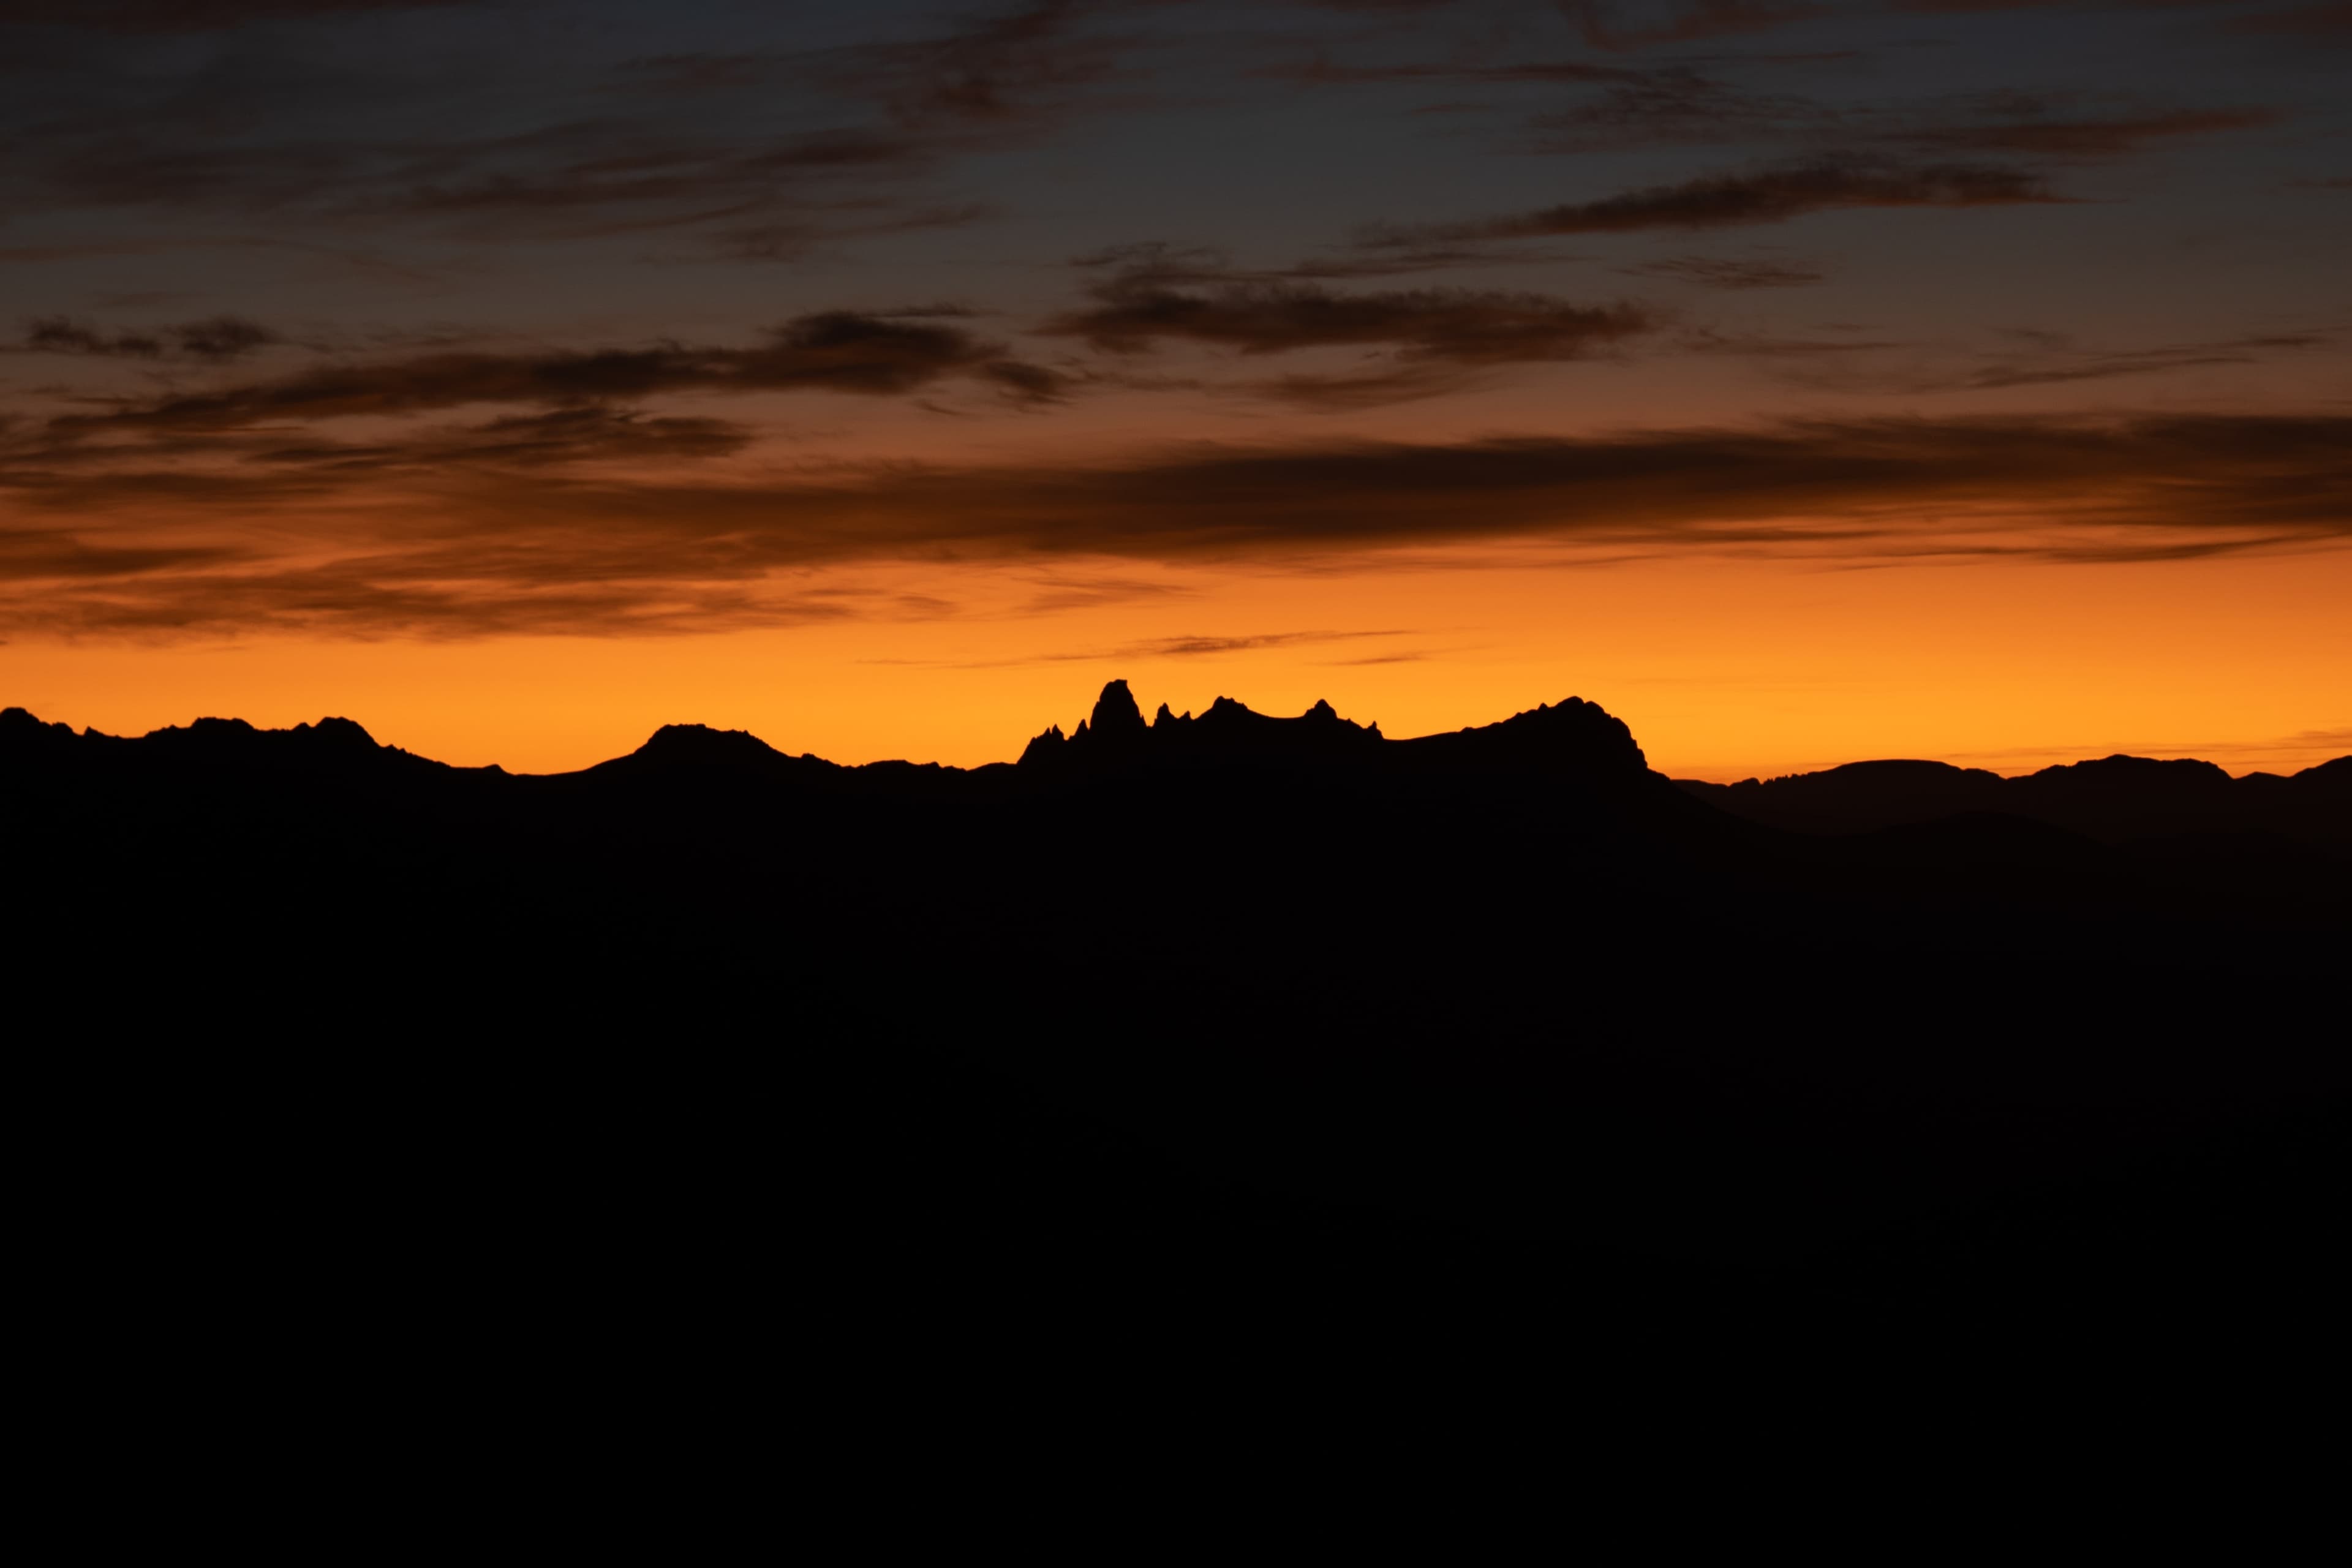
[1088,679,1147,741]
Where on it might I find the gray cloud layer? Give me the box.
[17,314,281,361]
[32,312,1063,445]
[1370,158,2059,246]
[7,413,2346,635]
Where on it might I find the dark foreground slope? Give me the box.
[7,685,2346,1343]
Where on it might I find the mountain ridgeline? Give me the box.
[7,682,2347,1317]
[11,678,2337,836]
[1681,752,2352,846]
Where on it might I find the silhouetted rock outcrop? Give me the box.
[1019,681,1385,770]
[1395,696,1645,778]
[627,723,791,767]
[1,706,77,755]
[1089,678,1148,742]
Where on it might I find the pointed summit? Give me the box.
[1089,679,1147,740]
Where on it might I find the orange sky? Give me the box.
[4,2,2348,778]
[10,543,2346,779]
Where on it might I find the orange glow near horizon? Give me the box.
[8,2,2351,793]
[9,544,2346,782]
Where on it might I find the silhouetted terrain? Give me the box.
[1679,753,2352,846]
[9,684,2346,1338]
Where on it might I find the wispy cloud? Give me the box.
[14,314,281,362]
[8,412,2349,636]
[1037,252,1664,405]
[1365,157,2060,246]
[34,311,1065,443]
[884,627,1421,669]
[0,0,1152,256]
[1756,328,2331,393]
[1042,277,1657,362]
[1623,255,1824,288]
[1901,106,2277,158]
[7,1,469,31]
[1564,0,1834,52]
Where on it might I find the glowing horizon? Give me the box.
[4,3,2346,778]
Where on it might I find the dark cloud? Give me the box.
[0,2,1144,256]
[617,1,1134,144]
[827,0,1129,130]
[23,122,963,254]
[1237,366,1469,409]
[1904,107,2277,157]
[1068,239,1551,285]
[1766,328,2331,393]
[1562,0,1836,51]
[1041,278,1659,363]
[1950,331,2328,391]
[1566,0,2302,43]
[1274,43,2276,167]
[2225,2,2352,37]
[4,1,467,30]
[0,529,237,579]
[1370,158,2059,244]
[1624,255,1824,287]
[918,627,1420,669]
[41,312,1059,439]
[1131,630,1401,658]
[1521,72,1836,153]
[1260,57,1651,89]
[711,203,996,264]
[1259,50,1836,154]
[9,413,2348,636]
[1680,325,1901,356]
[1040,267,1662,407]
[242,407,753,472]
[17,314,280,361]
[976,358,1081,404]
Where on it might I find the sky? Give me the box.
[2,0,2346,777]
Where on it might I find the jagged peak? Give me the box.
[1017,723,1068,766]
[1090,679,1147,737]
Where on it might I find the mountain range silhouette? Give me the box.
[8,681,2345,1333]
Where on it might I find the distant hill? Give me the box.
[1677,753,2352,846]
